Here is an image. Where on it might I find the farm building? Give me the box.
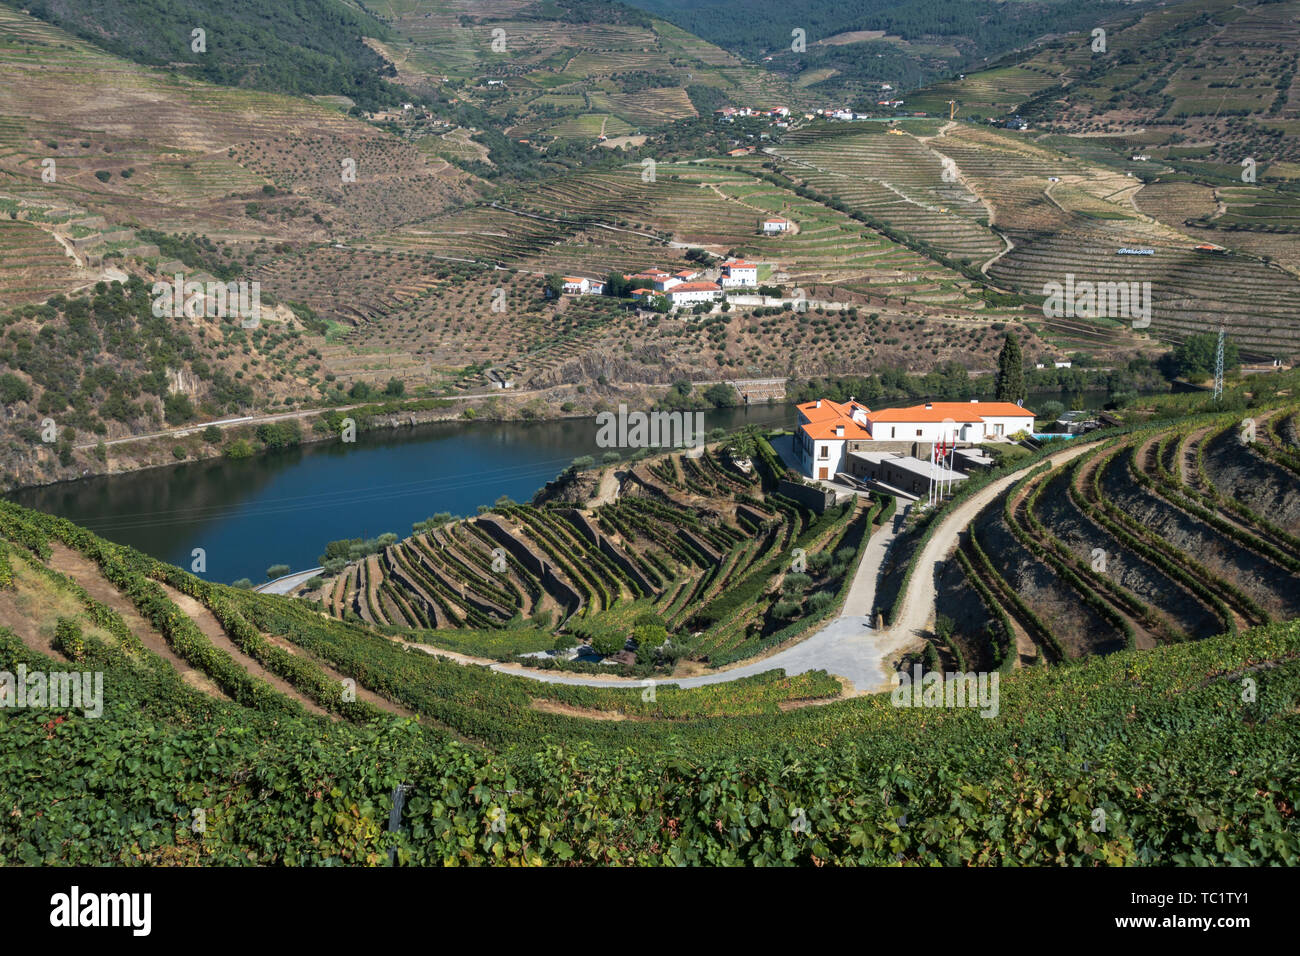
[627,269,679,291]
[719,259,759,287]
[666,281,722,309]
[761,216,793,234]
[844,451,968,499]
[795,398,1035,480]
[561,276,604,295]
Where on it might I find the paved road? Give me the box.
[256,567,324,595]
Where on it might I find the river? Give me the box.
[8,405,794,583]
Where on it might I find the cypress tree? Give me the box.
[995,333,1026,403]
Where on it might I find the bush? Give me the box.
[224,439,255,459]
[231,578,254,589]
[0,372,30,404]
[266,564,291,580]
[163,393,195,425]
[53,617,85,661]
[771,599,800,619]
[202,425,223,444]
[172,446,187,460]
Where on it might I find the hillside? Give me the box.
[2,383,1298,863]
[624,0,1147,99]
[8,0,404,109]
[907,0,1300,272]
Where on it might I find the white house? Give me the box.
[761,217,793,234]
[561,276,604,295]
[795,398,1035,480]
[795,399,873,479]
[667,281,721,309]
[719,259,759,287]
[863,401,1035,443]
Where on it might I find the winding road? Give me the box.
[393,439,1101,695]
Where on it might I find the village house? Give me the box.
[719,259,759,287]
[761,216,793,234]
[561,276,605,295]
[626,269,679,292]
[666,281,722,309]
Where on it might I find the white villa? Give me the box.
[761,216,793,234]
[719,259,759,287]
[795,398,1036,480]
[666,281,722,308]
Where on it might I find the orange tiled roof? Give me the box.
[866,401,1034,423]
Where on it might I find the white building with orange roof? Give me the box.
[719,259,759,287]
[666,281,721,309]
[863,400,1034,443]
[795,398,873,479]
[626,269,679,291]
[795,398,1035,481]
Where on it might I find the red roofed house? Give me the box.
[796,398,1034,480]
[719,259,758,288]
[561,276,604,295]
[761,216,793,234]
[666,281,721,309]
[796,399,873,479]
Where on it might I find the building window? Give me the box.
[890,427,896,438]
[916,429,923,437]
[818,445,828,459]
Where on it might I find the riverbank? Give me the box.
[5,379,780,495]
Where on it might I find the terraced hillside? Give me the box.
[944,406,1300,671]
[2,419,1298,864]
[364,0,803,140]
[0,3,478,305]
[320,438,883,669]
[922,124,1300,359]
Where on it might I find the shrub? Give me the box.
[231,578,254,589]
[224,439,255,459]
[53,617,85,661]
[0,373,30,404]
[202,425,223,444]
[266,564,291,580]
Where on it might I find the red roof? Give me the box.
[724,260,757,270]
[669,282,721,293]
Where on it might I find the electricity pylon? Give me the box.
[1213,326,1225,402]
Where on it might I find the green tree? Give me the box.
[163,392,195,425]
[266,564,291,580]
[0,372,30,404]
[994,333,1026,404]
[1166,333,1239,380]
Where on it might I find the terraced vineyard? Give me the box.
[2,425,1299,864]
[943,405,1300,671]
[321,440,881,668]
